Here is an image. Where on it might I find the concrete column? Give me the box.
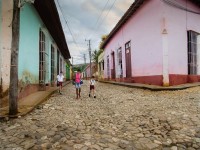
[162,30,169,86]
[197,35,200,75]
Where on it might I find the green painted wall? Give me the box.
[66,64,70,80]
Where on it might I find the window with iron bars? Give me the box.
[118,47,123,77]
[51,45,55,83]
[39,30,45,85]
[188,30,199,75]
[102,60,104,70]
[107,55,110,78]
[60,57,63,73]
[57,50,60,74]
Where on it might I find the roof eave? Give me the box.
[101,0,145,49]
[34,0,71,59]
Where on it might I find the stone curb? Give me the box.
[0,81,71,119]
[99,80,200,91]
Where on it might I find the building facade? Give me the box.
[101,0,200,86]
[0,0,70,99]
[98,51,104,80]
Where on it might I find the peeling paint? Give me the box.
[19,70,38,93]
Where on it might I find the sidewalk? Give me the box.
[0,81,71,118]
[99,80,200,91]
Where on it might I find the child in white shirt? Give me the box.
[56,71,64,94]
[89,76,96,98]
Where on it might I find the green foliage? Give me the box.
[92,49,103,64]
[99,34,108,48]
[72,64,88,72]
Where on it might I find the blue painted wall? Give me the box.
[19,3,56,85]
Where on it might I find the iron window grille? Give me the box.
[39,30,46,86]
[118,47,123,77]
[188,30,199,75]
[51,45,55,83]
[107,55,110,78]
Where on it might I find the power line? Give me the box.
[92,0,110,30]
[63,10,87,42]
[95,0,117,33]
[57,0,81,50]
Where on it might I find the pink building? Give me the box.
[82,63,97,79]
[101,0,200,86]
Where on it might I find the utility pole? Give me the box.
[83,54,86,64]
[85,39,92,77]
[72,57,73,72]
[9,0,20,115]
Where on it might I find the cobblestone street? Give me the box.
[0,81,200,150]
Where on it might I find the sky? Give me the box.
[55,0,135,65]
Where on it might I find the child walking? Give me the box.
[89,76,96,98]
[56,71,64,94]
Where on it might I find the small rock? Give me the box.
[145,143,159,149]
[154,140,162,145]
[171,146,178,150]
[74,144,84,149]
[135,133,144,138]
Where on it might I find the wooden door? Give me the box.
[125,42,132,78]
[111,52,116,79]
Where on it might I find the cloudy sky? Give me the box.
[55,0,135,64]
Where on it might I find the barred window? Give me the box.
[118,47,123,77]
[60,58,63,73]
[188,30,199,75]
[51,45,55,82]
[57,50,60,74]
[107,55,110,77]
[39,30,45,84]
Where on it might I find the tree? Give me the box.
[92,49,103,64]
[99,34,107,48]
[9,0,20,115]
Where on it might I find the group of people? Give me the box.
[56,69,96,99]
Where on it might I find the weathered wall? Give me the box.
[1,0,13,95]
[18,3,63,97]
[18,3,43,94]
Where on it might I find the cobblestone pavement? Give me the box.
[0,81,200,150]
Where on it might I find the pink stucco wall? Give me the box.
[85,63,96,78]
[165,0,200,74]
[104,0,163,78]
[104,0,200,80]
[86,66,90,78]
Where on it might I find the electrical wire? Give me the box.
[92,0,110,30]
[92,0,117,38]
[57,0,82,50]
[162,0,200,15]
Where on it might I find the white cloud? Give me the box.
[56,0,134,64]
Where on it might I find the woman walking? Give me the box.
[74,69,82,99]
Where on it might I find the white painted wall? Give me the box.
[1,0,13,92]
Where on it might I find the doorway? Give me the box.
[125,41,132,78]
